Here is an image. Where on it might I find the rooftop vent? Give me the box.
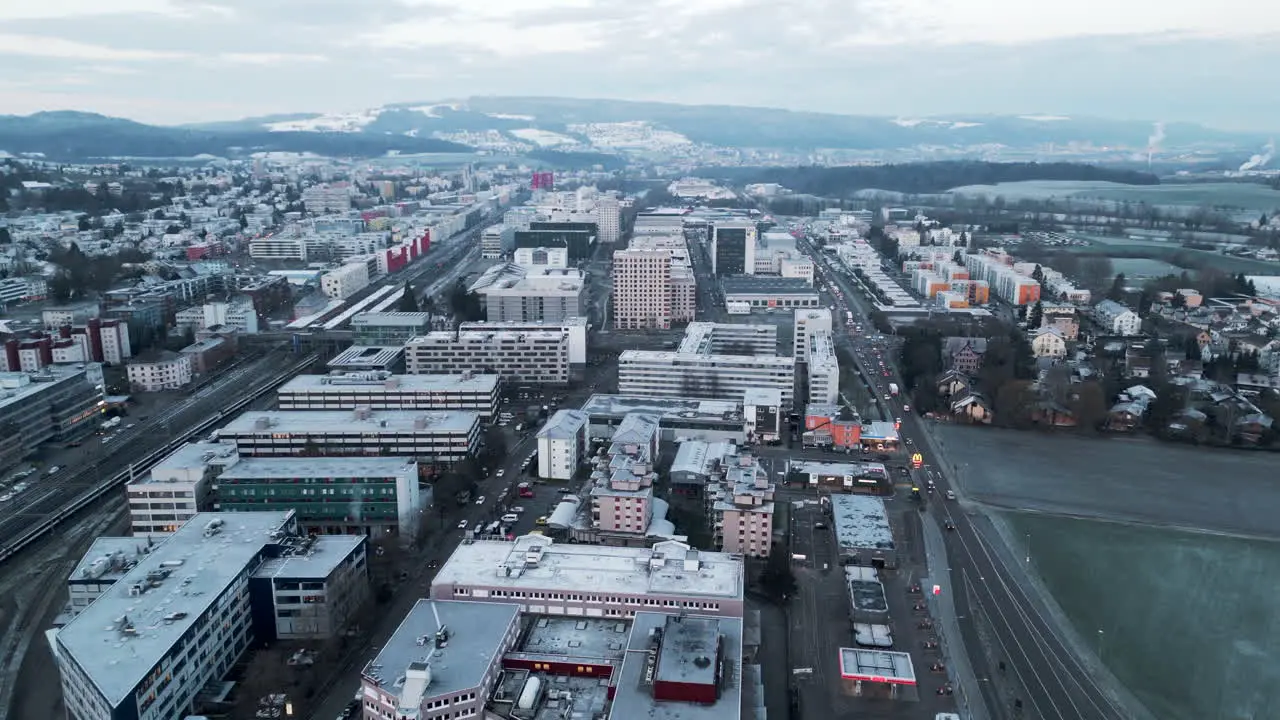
[693,656,712,669]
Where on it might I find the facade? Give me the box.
[173,300,260,335]
[742,387,783,444]
[404,330,570,385]
[512,246,569,268]
[1031,327,1067,358]
[596,196,621,243]
[360,600,521,720]
[277,371,501,418]
[470,263,586,323]
[302,183,353,212]
[126,351,193,391]
[705,450,777,557]
[710,220,758,276]
[580,394,748,444]
[127,441,239,537]
[619,351,795,407]
[216,409,481,465]
[807,330,840,404]
[677,322,777,355]
[214,457,428,538]
[612,249,673,330]
[535,409,590,480]
[430,535,746,618]
[587,414,667,539]
[481,225,516,259]
[321,262,371,299]
[180,334,236,375]
[1093,300,1142,336]
[459,318,588,365]
[0,369,103,474]
[351,312,432,346]
[793,308,833,360]
[250,534,369,641]
[720,276,820,310]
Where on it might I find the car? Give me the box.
[557,488,572,494]
[475,495,486,505]
[501,513,519,523]
[457,519,469,529]
[47,466,60,475]
[536,515,548,525]
[944,520,956,531]
[884,394,891,400]
[512,506,525,514]
[945,490,956,500]
[496,469,505,477]
[904,404,911,412]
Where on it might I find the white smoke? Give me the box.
[1147,121,1166,150]
[1238,139,1276,172]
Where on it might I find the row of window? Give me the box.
[452,587,722,611]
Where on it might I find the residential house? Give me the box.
[1030,399,1077,428]
[951,393,992,424]
[1093,300,1142,336]
[1030,328,1067,359]
[943,337,988,375]
[935,370,971,399]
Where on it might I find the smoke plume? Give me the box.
[1238,139,1276,172]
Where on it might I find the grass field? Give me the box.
[1056,240,1280,275]
[950,180,1280,215]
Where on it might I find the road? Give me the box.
[800,232,1135,720]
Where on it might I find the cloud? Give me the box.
[0,34,188,61]
[357,18,612,56]
[0,1,233,22]
[220,53,329,65]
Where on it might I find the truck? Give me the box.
[845,310,854,324]
[889,383,899,397]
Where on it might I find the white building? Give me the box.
[127,351,193,391]
[793,308,833,360]
[127,442,239,537]
[459,318,588,365]
[596,196,621,243]
[216,409,481,463]
[1031,327,1068,358]
[470,265,585,323]
[302,183,353,212]
[405,329,571,385]
[513,245,569,268]
[1093,300,1143,336]
[276,371,501,418]
[613,248,675,330]
[321,262,370,299]
[174,300,260,334]
[619,351,795,407]
[536,409,590,480]
[807,330,840,404]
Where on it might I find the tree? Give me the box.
[0,227,10,244]
[1027,300,1044,329]
[397,282,419,312]
[1107,273,1128,301]
[1031,264,1044,284]
[957,231,968,248]
[951,249,963,265]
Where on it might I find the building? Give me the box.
[619,351,795,407]
[1030,327,1067,358]
[475,267,586,323]
[55,511,367,720]
[351,311,433,345]
[216,409,480,465]
[0,369,103,473]
[742,387,783,444]
[720,276,820,311]
[326,345,405,373]
[251,534,369,640]
[596,196,621,243]
[793,309,833,360]
[481,225,516,259]
[514,229,594,262]
[705,450,776,557]
[126,350,193,391]
[1093,299,1142,336]
[277,371,501,418]
[180,333,237,375]
[321,262,371,299]
[536,409,590,480]
[806,330,840,404]
[173,300,260,335]
[580,414,675,542]
[214,457,428,538]
[431,534,746,618]
[127,442,239,537]
[302,183,353,212]
[65,537,153,619]
[669,439,740,497]
[710,220,758,276]
[512,246,569,268]
[613,249,674,330]
[678,322,777,355]
[581,394,748,444]
[830,494,897,568]
[459,318,588,365]
[612,612,745,720]
[361,600,521,720]
[405,330,571,385]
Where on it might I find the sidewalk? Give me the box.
[921,510,991,720]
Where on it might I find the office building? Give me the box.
[127,442,239,537]
[596,196,621,243]
[612,248,673,330]
[704,449,776,558]
[65,537,154,619]
[431,534,746,618]
[514,229,594,261]
[481,225,516,259]
[126,350,193,392]
[321,262,371,299]
[720,276,820,310]
[0,369,102,473]
[350,312,432,346]
[535,409,590,480]
[469,264,586,323]
[277,371,501,418]
[619,351,794,407]
[513,246,569,269]
[405,330,570,385]
[580,394,748,444]
[793,308,833,360]
[326,345,405,373]
[807,330,840,404]
[459,318,588,365]
[251,534,369,640]
[173,300,260,335]
[56,511,365,720]
[302,183,353,212]
[361,600,521,720]
[217,408,480,465]
[678,322,777,356]
[710,220,757,276]
[214,457,427,538]
[612,612,746,720]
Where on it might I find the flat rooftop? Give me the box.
[366,600,519,701]
[218,456,417,480]
[611,612,743,720]
[516,616,631,662]
[838,648,916,685]
[618,350,794,367]
[459,317,587,331]
[581,394,743,423]
[831,495,894,552]
[68,537,153,585]
[278,372,500,394]
[721,276,817,294]
[326,345,403,368]
[789,460,888,478]
[218,409,480,435]
[432,535,743,603]
[254,535,365,580]
[140,441,239,481]
[0,369,94,414]
[655,615,721,686]
[55,511,297,707]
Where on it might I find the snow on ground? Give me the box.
[949,121,983,129]
[266,110,381,132]
[892,118,926,127]
[436,130,531,153]
[508,128,580,147]
[411,103,466,118]
[487,113,536,121]
[567,121,692,150]
[1018,114,1072,122]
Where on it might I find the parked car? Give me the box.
[945,490,956,501]
[475,495,486,505]
[457,519,469,529]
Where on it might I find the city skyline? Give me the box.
[0,0,1277,130]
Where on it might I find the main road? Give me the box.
[798,232,1136,720]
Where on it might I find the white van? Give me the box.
[501,513,519,524]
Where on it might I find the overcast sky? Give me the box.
[0,0,1277,130]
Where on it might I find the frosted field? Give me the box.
[950,180,1280,214]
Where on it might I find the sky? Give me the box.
[0,0,1278,130]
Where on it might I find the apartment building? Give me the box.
[404,330,570,385]
[0,369,103,474]
[535,409,590,480]
[585,413,669,541]
[807,330,840,404]
[126,350,193,391]
[213,457,427,538]
[302,183,353,212]
[277,371,501,418]
[126,441,239,537]
[173,300,260,335]
[216,408,481,465]
[350,311,433,345]
[1093,299,1143,336]
[56,512,369,720]
[705,449,777,557]
[431,534,746,618]
[321,262,371,299]
[612,248,673,330]
[596,196,621,243]
[472,268,586,323]
[794,308,834,360]
[619,323,795,406]
[481,225,516,259]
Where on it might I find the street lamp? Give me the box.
[1025,532,1031,564]
[1097,629,1105,663]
